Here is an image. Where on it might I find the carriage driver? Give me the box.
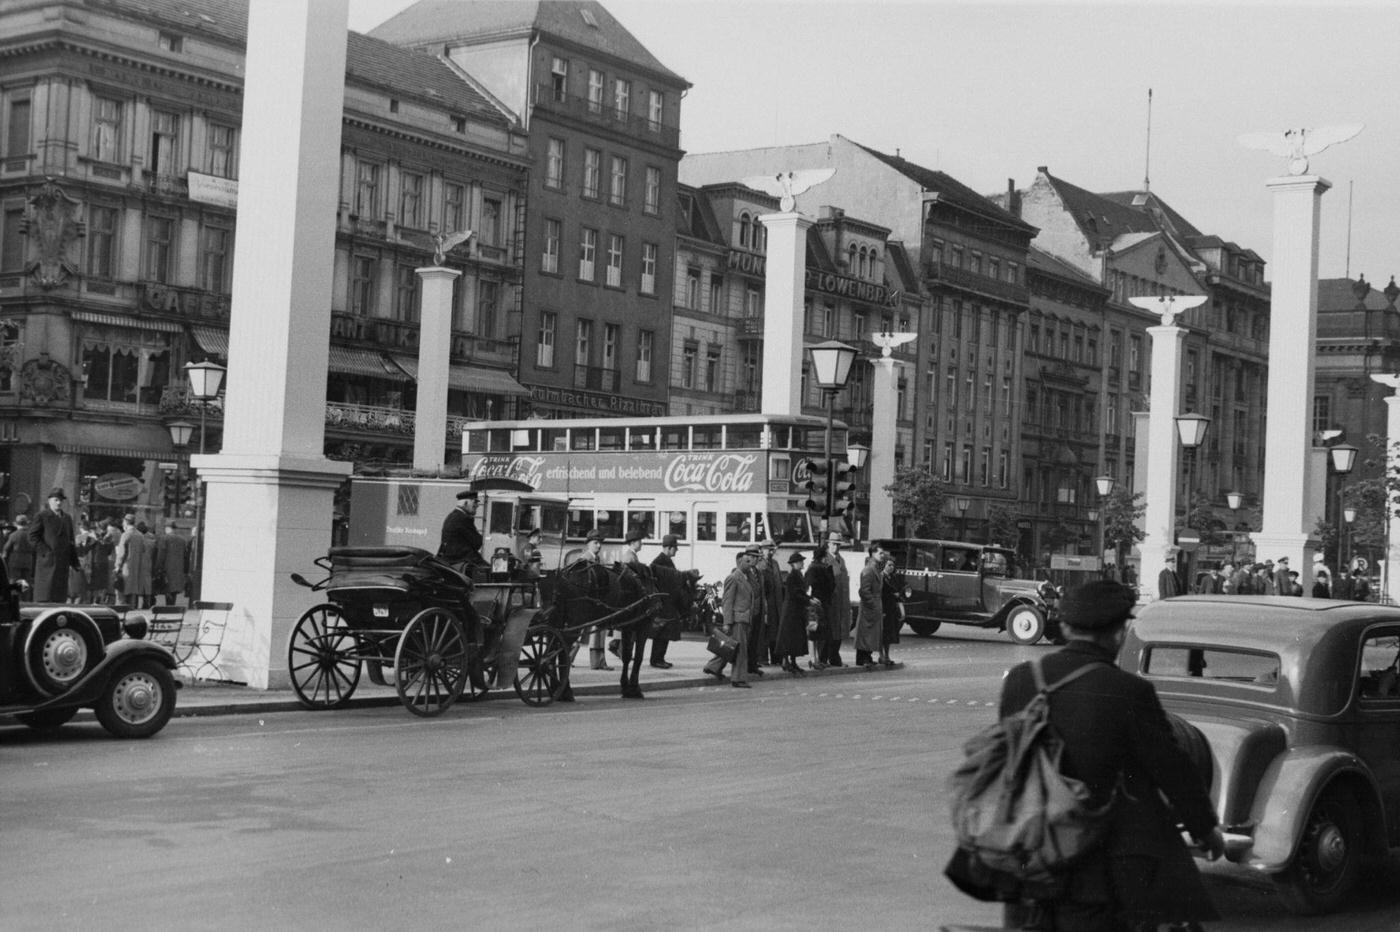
[437,489,486,570]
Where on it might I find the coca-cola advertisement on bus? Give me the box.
[463,451,764,496]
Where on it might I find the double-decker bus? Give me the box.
[453,413,856,582]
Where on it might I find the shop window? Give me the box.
[82,337,170,406]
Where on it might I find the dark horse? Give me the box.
[552,559,698,699]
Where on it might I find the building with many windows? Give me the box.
[371,0,690,420]
[0,0,529,524]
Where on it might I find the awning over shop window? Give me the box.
[191,327,228,359]
[39,420,177,459]
[72,311,183,333]
[388,355,529,396]
[327,346,399,379]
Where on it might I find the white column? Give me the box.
[414,266,461,472]
[1140,324,1184,600]
[867,357,898,539]
[1379,391,1400,600]
[758,212,812,416]
[191,0,352,689]
[1251,175,1331,571]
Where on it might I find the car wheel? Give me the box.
[906,620,941,637]
[15,707,78,731]
[1273,788,1364,915]
[94,659,177,739]
[1005,605,1046,645]
[23,610,103,696]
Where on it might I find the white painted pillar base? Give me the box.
[1141,325,1184,601]
[1259,175,1330,545]
[195,0,351,689]
[758,212,812,416]
[414,266,461,472]
[867,357,898,539]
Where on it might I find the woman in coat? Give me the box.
[115,516,153,608]
[803,544,836,670]
[776,551,810,675]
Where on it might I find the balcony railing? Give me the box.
[922,260,1029,304]
[533,83,681,148]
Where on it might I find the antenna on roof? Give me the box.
[1345,180,1354,278]
[1143,88,1153,192]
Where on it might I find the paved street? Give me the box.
[4,629,1400,931]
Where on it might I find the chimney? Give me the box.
[1006,178,1021,217]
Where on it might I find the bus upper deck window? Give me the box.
[542,428,566,451]
[693,426,721,449]
[571,429,596,451]
[661,426,687,449]
[488,428,512,451]
[599,427,625,450]
[465,430,489,453]
[629,428,656,449]
[727,425,762,449]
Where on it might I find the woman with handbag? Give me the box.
[804,543,837,670]
[776,551,811,676]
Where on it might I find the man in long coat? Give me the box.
[151,521,190,605]
[824,533,852,667]
[947,580,1225,929]
[854,542,888,667]
[755,539,782,670]
[114,514,153,608]
[703,548,760,687]
[27,488,80,602]
[649,534,681,669]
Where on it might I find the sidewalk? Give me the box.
[164,635,895,718]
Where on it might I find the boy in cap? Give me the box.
[948,580,1224,928]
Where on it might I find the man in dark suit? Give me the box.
[1157,550,1183,599]
[649,533,681,669]
[436,489,484,568]
[27,487,80,602]
[950,580,1225,929]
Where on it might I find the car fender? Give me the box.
[1245,746,1384,870]
[27,640,180,712]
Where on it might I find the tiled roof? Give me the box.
[1099,190,1203,239]
[856,141,1036,234]
[675,185,722,244]
[92,0,507,122]
[369,0,688,86]
[884,241,918,294]
[1319,276,1396,312]
[1040,171,1159,248]
[1027,244,1108,291]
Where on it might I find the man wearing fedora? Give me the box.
[948,579,1225,929]
[27,487,81,602]
[437,489,485,570]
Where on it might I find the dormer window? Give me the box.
[157,31,182,52]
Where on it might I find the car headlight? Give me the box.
[122,611,149,640]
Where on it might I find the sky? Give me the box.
[347,0,1400,286]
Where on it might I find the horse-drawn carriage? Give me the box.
[288,545,698,715]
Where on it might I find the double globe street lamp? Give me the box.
[1330,442,1358,572]
[1095,474,1115,575]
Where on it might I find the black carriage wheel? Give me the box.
[287,604,361,710]
[23,609,103,697]
[515,625,568,707]
[395,608,469,717]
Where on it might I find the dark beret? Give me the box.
[455,490,478,501]
[787,551,806,565]
[1058,580,1137,631]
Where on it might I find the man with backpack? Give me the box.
[945,579,1224,930]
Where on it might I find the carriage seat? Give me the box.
[328,546,436,568]
[327,546,443,597]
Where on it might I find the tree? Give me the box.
[1185,495,1229,547]
[885,466,948,538]
[985,504,1020,549]
[1102,487,1146,569]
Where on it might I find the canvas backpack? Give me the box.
[947,657,1117,898]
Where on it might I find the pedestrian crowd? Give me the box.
[0,487,193,607]
[701,536,904,689]
[1162,551,1376,601]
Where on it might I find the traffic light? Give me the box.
[830,461,856,514]
[802,457,830,514]
[158,467,175,516]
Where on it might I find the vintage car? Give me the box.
[1,587,180,739]
[875,538,1060,644]
[1125,595,1400,914]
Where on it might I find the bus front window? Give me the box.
[766,511,813,544]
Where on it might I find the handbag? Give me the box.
[707,628,739,663]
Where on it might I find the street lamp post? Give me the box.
[1226,490,1243,563]
[166,420,195,520]
[1343,504,1357,575]
[184,360,227,596]
[1095,474,1115,577]
[1175,412,1211,584]
[807,341,859,536]
[955,495,971,539]
[1330,442,1358,572]
[847,442,870,541]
